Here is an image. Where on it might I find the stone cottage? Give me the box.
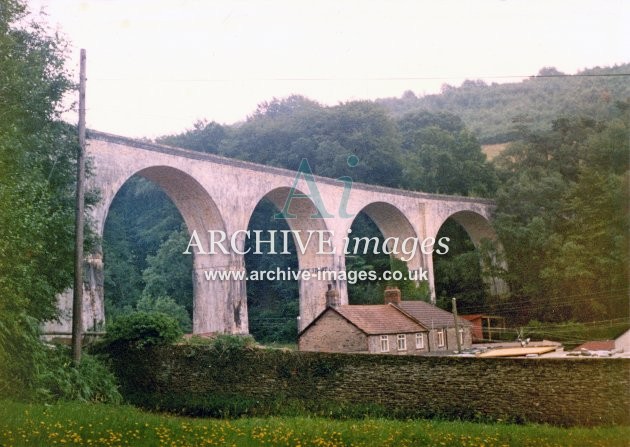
[298,287,473,354]
[394,300,473,352]
[298,303,430,354]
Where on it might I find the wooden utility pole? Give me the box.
[71,49,87,365]
[452,297,462,353]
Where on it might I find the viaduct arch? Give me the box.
[44,131,506,335]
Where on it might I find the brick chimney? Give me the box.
[325,284,340,308]
[384,286,401,304]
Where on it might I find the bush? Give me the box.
[184,333,257,353]
[34,347,122,404]
[209,334,256,352]
[0,316,122,403]
[136,295,192,332]
[101,312,183,350]
[0,314,46,400]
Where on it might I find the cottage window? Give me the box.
[397,334,407,351]
[437,329,445,347]
[415,333,424,349]
[380,335,389,352]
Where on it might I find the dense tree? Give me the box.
[377,64,630,144]
[142,227,193,314]
[0,0,78,396]
[157,119,226,154]
[135,295,192,333]
[433,220,486,313]
[252,94,322,119]
[244,199,299,342]
[314,101,403,187]
[493,103,629,322]
[346,212,392,305]
[103,177,189,322]
[218,97,404,186]
[398,111,497,196]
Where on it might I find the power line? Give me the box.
[465,293,627,313]
[484,287,627,304]
[87,73,630,83]
[457,289,628,315]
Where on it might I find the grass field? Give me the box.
[1,401,628,447]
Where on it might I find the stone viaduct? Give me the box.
[45,130,506,336]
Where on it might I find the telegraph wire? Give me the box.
[454,290,628,314]
[86,73,630,83]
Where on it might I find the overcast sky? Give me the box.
[28,0,630,139]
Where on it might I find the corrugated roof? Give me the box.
[333,304,427,335]
[395,301,472,329]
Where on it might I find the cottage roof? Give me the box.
[395,301,472,329]
[332,304,427,335]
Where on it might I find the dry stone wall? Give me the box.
[110,345,630,426]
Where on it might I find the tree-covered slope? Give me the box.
[376,64,630,144]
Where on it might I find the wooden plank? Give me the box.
[477,346,557,358]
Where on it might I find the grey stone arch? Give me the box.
[98,165,244,335]
[432,210,508,298]
[243,186,334,332]
[342,201,424,302]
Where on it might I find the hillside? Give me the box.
[377,64,630,144]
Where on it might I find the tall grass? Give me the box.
[0,400,628,447]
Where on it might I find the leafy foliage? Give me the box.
[184,334,257,354]
[377,64,630,144]
[217,97,405,187]
[158,119,226,153]
[0,314,45,399]
[103,177,192,322]
[136,295,192,333]
[0,0,83,397]
[387,258,430,301]
[434,220,487,313]
[243,198,300,342]
[0,0,76,321]
[142,228,194,315]
[346,212,391,305]
[399,111,497,196]
[101,312,183,350]
[493,103,629,323]
[33,347,122,404]
[346,214,430,304]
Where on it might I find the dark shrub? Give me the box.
[101,312,182,350]
[34,346,122,404]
